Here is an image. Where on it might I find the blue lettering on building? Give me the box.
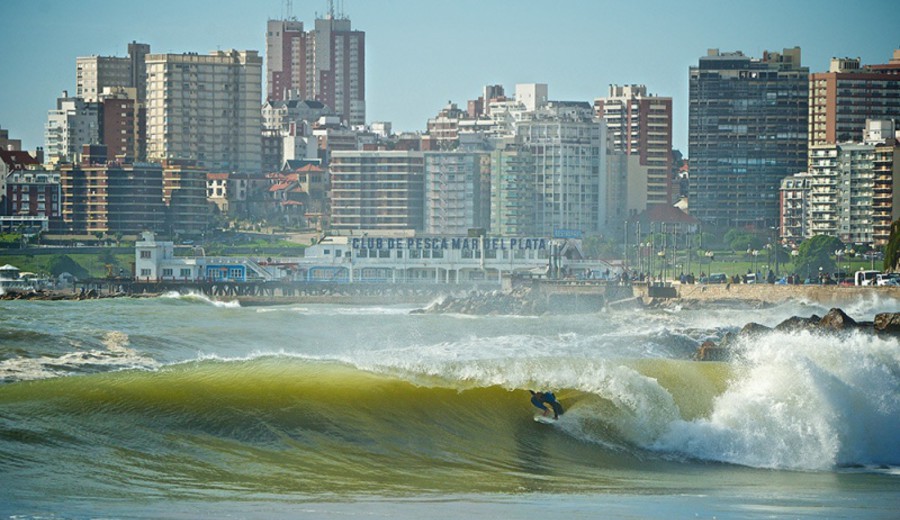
[353,237,548,251]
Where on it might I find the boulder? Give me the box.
[740,322,772,337]
[874,313,900,334]
[818,308,857,331]
[774,314,821,333]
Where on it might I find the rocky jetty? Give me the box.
[694,308,900,360]
[0,289,131,301]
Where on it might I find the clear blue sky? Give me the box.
[2,0,898,154]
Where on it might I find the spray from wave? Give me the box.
[159,290,240,308]
[651,330,900,470]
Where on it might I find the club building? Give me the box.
[134,232,613,285]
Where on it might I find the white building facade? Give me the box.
[44,95,101,166]
[145,50,262,172]
[423,152,490,235]
[135,232,616,286]
[807,143,877,244]
[516,102,608,236]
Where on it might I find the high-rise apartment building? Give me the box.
[329,151,424,230]
[423,152,490,235]
[689,48,808,231]
[145,50,263,172]
[162,164,209,234]
[789,120,900,247]
[99,87,141,161]
[266,20,306,102]
[808,50,900,149]
[266,11,365,126]
[76,42,150,103]
[60,147,166,234]
[426,103,467,150]
[778,172,812,245]
[490,145,535,236]
[595,85,673,208]
[44,93,101,166]
[516,102,607,235]
[807,143,876,244]
[873,138,900,246]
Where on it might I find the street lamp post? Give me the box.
[705,250,714,280]
[687,232,692,278]
[657,250,666,282]
[791,249,799,282]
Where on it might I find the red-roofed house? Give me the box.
[629,204,699,235]
[264,176,306,226]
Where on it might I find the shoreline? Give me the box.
[3,281,899,308]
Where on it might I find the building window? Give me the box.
[140,269,151,277]
[140,251,152,259]
[180,268,191,278]
[162,268,173,277]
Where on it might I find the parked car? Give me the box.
[855,270,880,286]
[876,273,900,286]
[704,273,727,284]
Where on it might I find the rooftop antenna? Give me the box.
[327,0,334,19]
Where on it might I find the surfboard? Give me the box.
[534,415,557,424]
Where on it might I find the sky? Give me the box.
[2,0,898,154]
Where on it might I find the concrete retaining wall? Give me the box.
[666,283,900,305]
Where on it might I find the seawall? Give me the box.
[646,283,900,305]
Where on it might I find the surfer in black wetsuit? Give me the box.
[529,390,564,420]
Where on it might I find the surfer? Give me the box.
[529,390,564,420]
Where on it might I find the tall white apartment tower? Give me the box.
[516,102,608,235]
[44,94,101,166]
[145,50,263,172]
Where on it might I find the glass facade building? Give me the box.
[689,48,808,231]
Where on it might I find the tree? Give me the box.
[724,228,764,252]
[794,235,843,279]
[582,235,617,258]
[885,220,900,272]
[99,248,119,266]
[47,255,89,279]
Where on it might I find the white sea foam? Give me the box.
[651,330,900,470]
[159,290,240,308]
[0,331,160,382]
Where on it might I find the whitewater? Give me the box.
[0,293,897,518]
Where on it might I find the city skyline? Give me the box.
[2,0,897,152]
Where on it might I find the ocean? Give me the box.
[0,292,898,519]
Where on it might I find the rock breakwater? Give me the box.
[695,308,900,360]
